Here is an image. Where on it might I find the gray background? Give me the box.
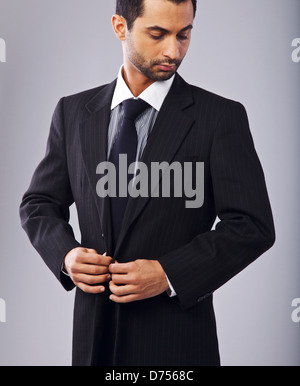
[0,0,299,366]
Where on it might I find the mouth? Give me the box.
[156,64,177,72]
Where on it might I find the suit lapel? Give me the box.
[115,74,195,256]
[79,79,116,253]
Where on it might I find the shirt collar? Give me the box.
[111,66,175,111]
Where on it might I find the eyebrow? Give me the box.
[146,24,193,34]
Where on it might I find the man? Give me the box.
[20,0,275,366]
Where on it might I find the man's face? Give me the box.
[124,0,194,82]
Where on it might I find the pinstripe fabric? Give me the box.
[20,74,275,366]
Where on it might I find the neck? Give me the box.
[122,62,155,97]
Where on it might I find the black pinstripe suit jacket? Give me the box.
[20,73,275,366]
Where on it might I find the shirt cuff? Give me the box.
[165,273,177,297]
[61,261,69,276]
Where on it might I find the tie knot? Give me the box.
[122,98,150,121]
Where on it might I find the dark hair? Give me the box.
[116,0,197,30]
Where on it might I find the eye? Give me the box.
[177,35,188,41]
[150,34,164,40]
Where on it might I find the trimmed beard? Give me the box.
[126,34,183,82]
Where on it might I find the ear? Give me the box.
[112,14,127,41]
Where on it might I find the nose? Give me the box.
[162,36,179,61]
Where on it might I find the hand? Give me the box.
[108,259,169,303]
[64,247,112,294]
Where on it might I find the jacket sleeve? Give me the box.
[158,101,275,310]
[20,98,81,291]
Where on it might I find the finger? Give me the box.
[109,293,139,303]
[111,273,131,285]
[109,261,135,274]
[77,282,106,294]
[85,248,98,254]
[74,273,111,285]
[79,252,113,266]
[109,281,136,296]
[86,249,108,258]
[71,263,110,276]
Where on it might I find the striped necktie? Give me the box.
[109,98,150,250]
